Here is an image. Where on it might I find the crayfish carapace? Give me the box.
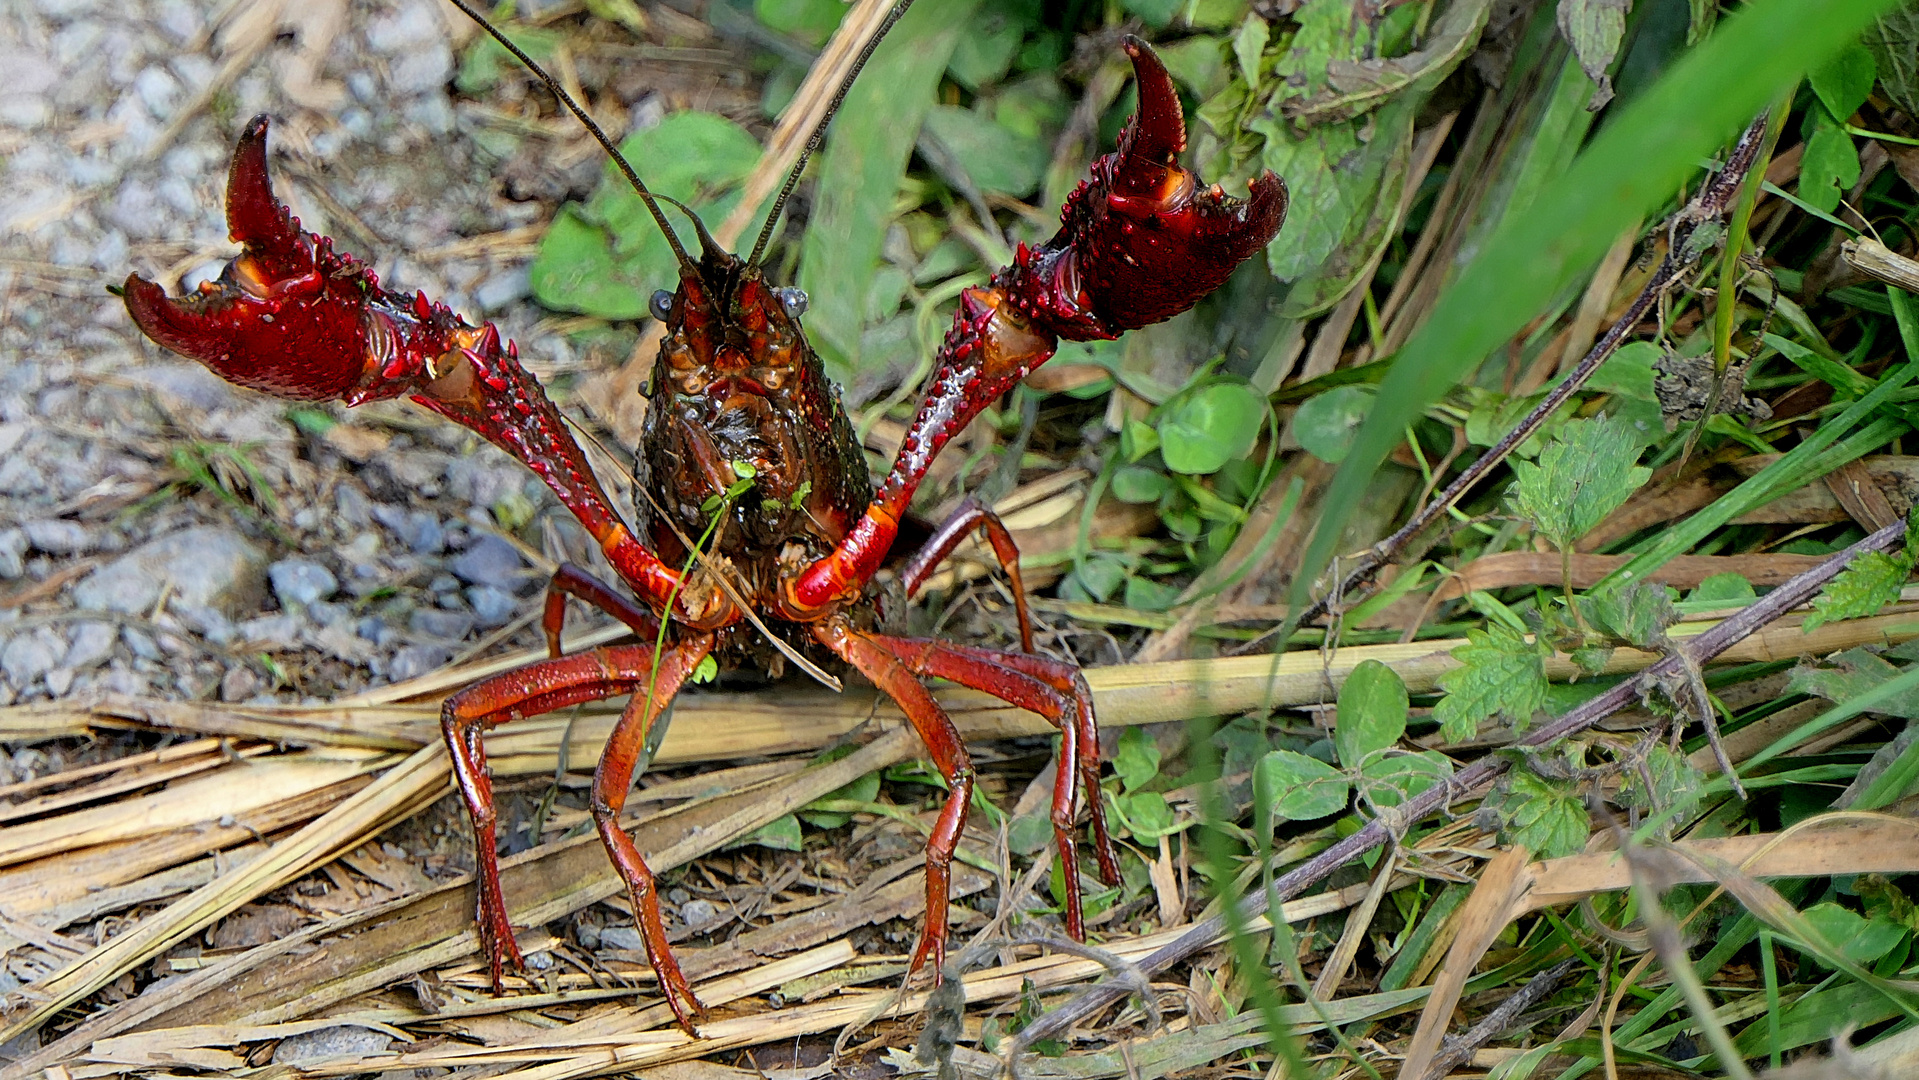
[122,10,1285,1033]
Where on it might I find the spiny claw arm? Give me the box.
[785,37,1286,615]
[123,116,702,621]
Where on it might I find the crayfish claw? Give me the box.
[225,114,307,277]
[1115,34,1185,174]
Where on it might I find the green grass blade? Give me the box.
[1291,0,1904,615]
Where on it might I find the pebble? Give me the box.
[598,926,644,951]
[680,898,719,929]
[388,644,451,682]
[476,266,532,312]
[21,518,89,555]
[467,585,518,628]
[1,628,64,688]
[236,614,303,651]
[449,535,525,589]
[72,526,267,616]
[371,505,444,554]
[64,621,116,670]
[269,558,339,609]
[220,664,260,701]
[409,608,474,641]
[44,668,74,696]
[271,1026,392,1065]
[0,530,24,579]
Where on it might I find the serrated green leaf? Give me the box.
[1158,383,1267,475]
[1690,572,1757,604]
[1788,647,1919,718]
[1616,745,1704,829]
[1806,549,1913,631]
[1433,623,1549,742]
[1866,5,1919,116]
[1335,659,1408,766]
[1495,770,1589,858]
[1253,749,1350,828]
[1508,414,1652,550]
[1579,580,1678,650]
[1293,385,1376,464]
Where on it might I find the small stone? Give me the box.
[371,505,444,555]
[409,608,474,641]
[356,617,394,647]
[467,585,517,628]
[270,1025,390,1065]
[236,614,303,651]
[72,526,267,616]
[122,627,160,661]
[475,266,531,312]
[598,926,643,951]
[308,600,351,628]
[269,558,338,609]
[680,898,719,929]
[336,484,373,527]
[0,530,24,579]
[1,629,63,687]
[388,644,451,682]
[449,535,525,589]
[21,518,89,555]
[64,621,116,670]
[43,668,74,696]
[132,66,181,117]
[220,665,261,701]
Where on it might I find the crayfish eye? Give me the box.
[649,289,674,321]
[774,287,808,320]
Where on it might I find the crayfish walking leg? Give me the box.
[441,634,715,1032]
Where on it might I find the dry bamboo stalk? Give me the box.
[1842,236,1919,294]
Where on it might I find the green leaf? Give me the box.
[1806,549,1914,631]
[690,654,719,685]
[1358,751,1451,813]
[1118,790,1179,840]
[730,813,804,852]
[1123,575,1182,612]
[1866,5,1919,116]
[1507,414,1652,550]
[531,112,763,319]
[1119,0,1182,28]
[1158,383,1267,475]
[1810,40,1879,120]
[1296,0,1904,619]
[1557,0,1631,109]
[1799,121,1863,215]
[1433,623,1549,743]
[1232,13,1268,89]
[1689,572,1757,604]
[1335,659,1409,766]
[1111,465,1173,504]
[1494,770,1589,858]
[1114,727,1162,793]
[1788,647,1919,718]
[946,13,1022,91]
[755,0,845,46]
[921,106,1047,198]
[1121,419,1161,463]
[1293,385,1376,464]
[1799,902,1907,964]
[1583,340,1660,400]
[1616,744,1705,828]
[1252,749,1350,828]
[799,0,980,371]
[1579,580,1678,650]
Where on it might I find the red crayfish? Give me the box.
[121,11,1285,1032]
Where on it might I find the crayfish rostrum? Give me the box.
[122,26,1285,1032]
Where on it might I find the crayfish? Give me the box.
[121,8,1285,1032]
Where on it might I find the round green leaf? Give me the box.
[1113,727,1161,792]
[1111,465,1173,504]
[1252,749,1349,828]
[1293,385,1376,464]
[1358,751,1451,812]
[1335,659,1409,766]
[1158,382,1266,475]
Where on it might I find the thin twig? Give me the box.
[1024,515,1907,1044]
[1284,113,1775,634]
[1421,956,1578,1080]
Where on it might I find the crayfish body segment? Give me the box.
[123,35,1283,1036]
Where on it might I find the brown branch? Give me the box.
[1022,515,1907,1045]
[1420,956,1579,1080]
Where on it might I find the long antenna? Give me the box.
[745,0,918,266]
[442,0,696,272]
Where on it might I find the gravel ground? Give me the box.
[0,0,752,728]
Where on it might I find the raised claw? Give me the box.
[124,116,700,618]
[1002,35,1287,339]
